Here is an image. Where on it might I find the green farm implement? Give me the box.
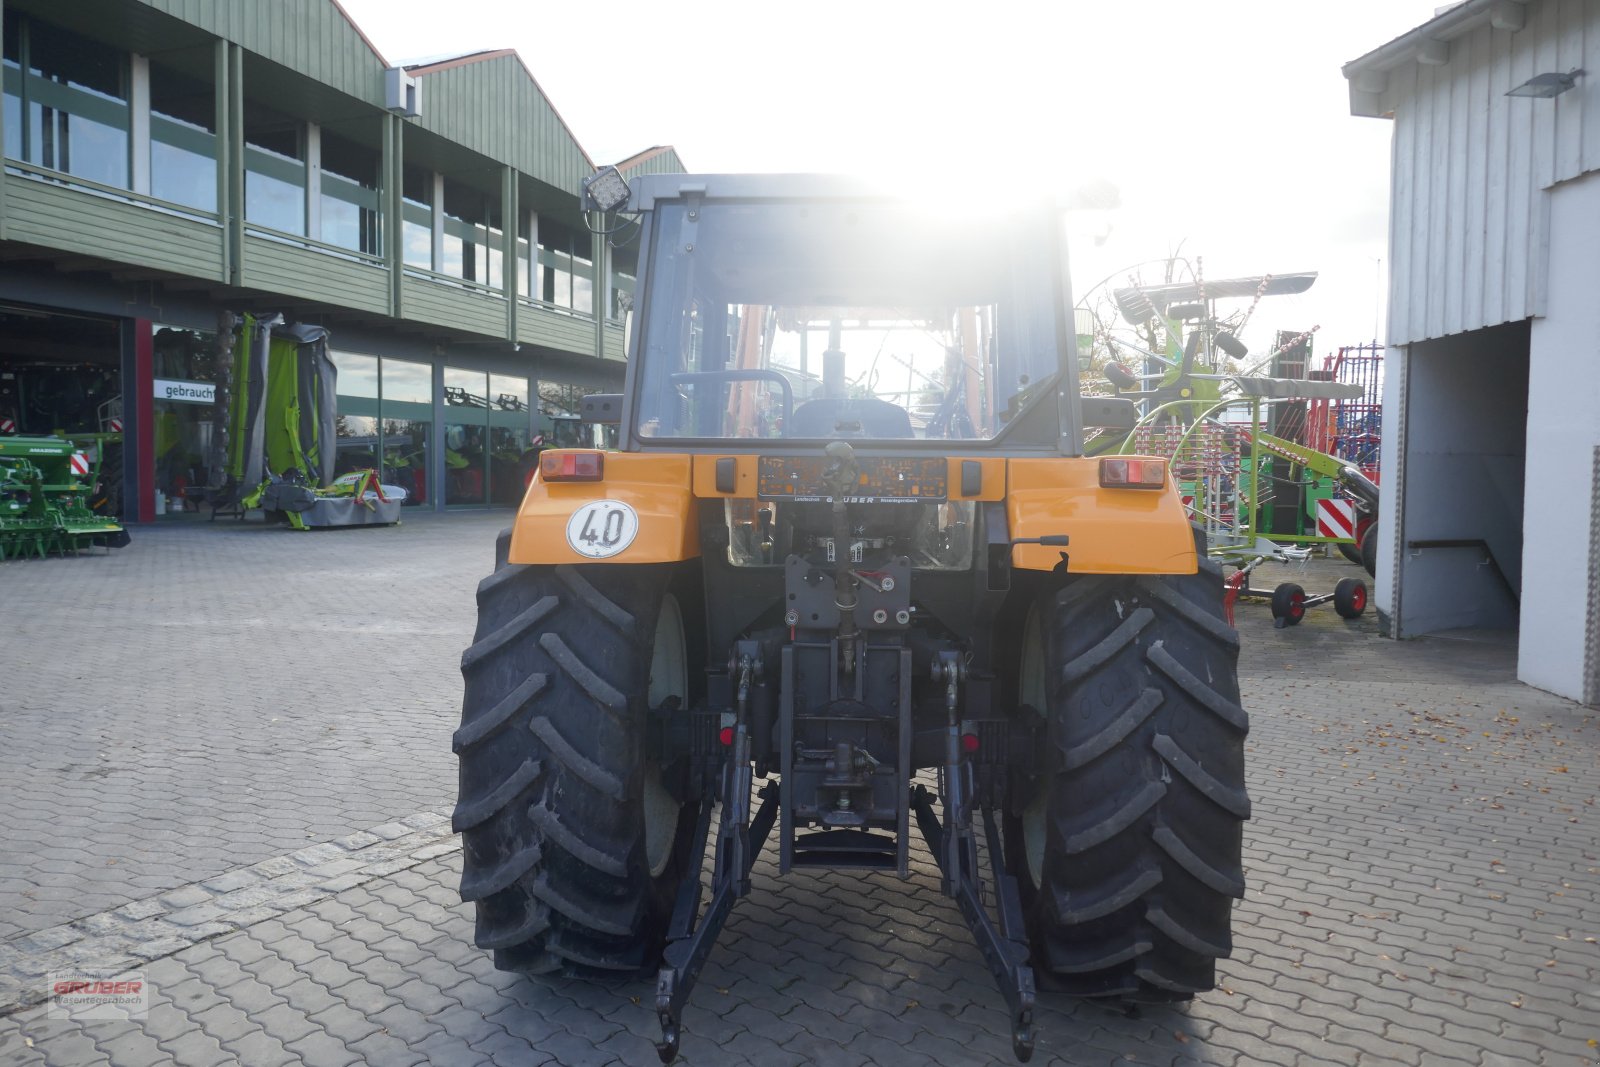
[0,434,128,560]
[205,312,404,529]
[1089,270,1378,626]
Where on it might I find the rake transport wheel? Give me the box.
[1009,535,1249,1000]
[454,531,699,975]
[1270,583,1307,627]
[1333,577,1368,619]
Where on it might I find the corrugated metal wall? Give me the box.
[411,55,591,197]
[1384,0,1600,345]
[134,5,595,202]
[137,0,387,108]
[620,148,687,179]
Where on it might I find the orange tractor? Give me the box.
[453,173,1249,1060]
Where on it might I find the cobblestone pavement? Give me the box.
[2,524,1597,1065]
[0,513,497,941]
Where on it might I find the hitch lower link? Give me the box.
[654,645,777,1063]
[653,647,1035,1062]
[914,650,1036,1062]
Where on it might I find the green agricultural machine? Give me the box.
[205,312,404,528]
[0,434,128,559]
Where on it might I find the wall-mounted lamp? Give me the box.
[1506,69,1583,98]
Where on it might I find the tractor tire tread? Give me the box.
[529,802,630,878]
[1020,536,1248,999]
[476,560,528,599]
[455,560,686,976]
[1134,575,1240,648]
[460,840,543,903]
[1152,823,1246,898]
[460,595,558,670]
[1152,734,1252,818]
[1060,688,1163,770]
[539,632,628,715]
[1059,781,1167,855]
[1051,863,1162,925]
[452,758,543,832]
[1060,607,1153,684]
[1147,642,1248,733]
[1048,938,1152,974]
[556,564,639,640]
[477,909,551,951]
[453,674,549,752]
[532,872,641,937]
[1146,904,1230,959]
[529,715,626,799]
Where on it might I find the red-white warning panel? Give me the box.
[1316,497,1355,539]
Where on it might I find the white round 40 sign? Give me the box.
[566,500,640,558]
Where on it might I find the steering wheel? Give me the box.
[669,370,794,435]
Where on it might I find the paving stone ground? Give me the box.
[0,513,489,941]
[2,519,1597,1066]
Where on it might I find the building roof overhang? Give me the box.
[1342,0,1534,118]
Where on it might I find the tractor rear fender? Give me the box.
[508,452,1196,572]
[507,452,699,565]
[1008,457,1197,574]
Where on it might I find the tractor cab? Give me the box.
[609,176,1081,454]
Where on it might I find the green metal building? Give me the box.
[0,0,684,519]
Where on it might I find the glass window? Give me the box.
[380,358,431,505]
[4,18,21,161]
[440,179,502,288]
[579,251,598,316]
[402,164,432,270]
[151,324,217,516]
[21,19,130,188]
[149,62,215,211]
[488,374,531,504]
[537,220,573,307]
[610,242,638,321]
[443,367,489,505]
[538,381,611,449]
[516,213,538,299]
[320,132,379,254]
[244,109,304,235]
[634,201,1058,442]
[536,220,593,312]
[333,351,379,477]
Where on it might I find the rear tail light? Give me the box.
[1099,457,1167,489]
[541,451,604,482]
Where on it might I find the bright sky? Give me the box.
[340,0,1445,365]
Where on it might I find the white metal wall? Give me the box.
[1384,0,1600,346]
[1519,171,1600,701]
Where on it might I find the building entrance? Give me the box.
[0,302,125,514]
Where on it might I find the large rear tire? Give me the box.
[1009,538,1249,999]
[454,532,696,974]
